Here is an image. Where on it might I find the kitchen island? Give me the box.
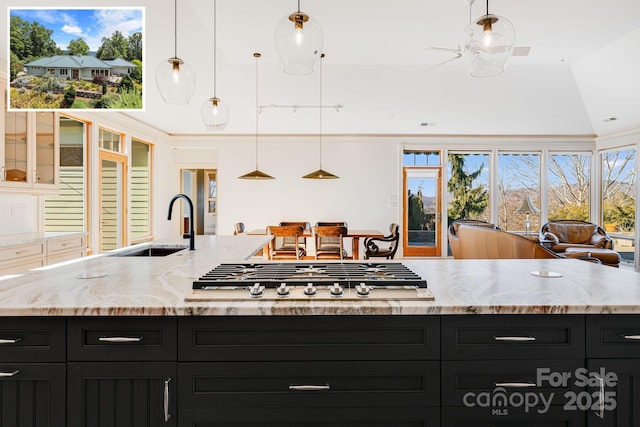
[0,235,639,426]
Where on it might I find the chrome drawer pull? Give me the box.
[164,378,171,422]
[494,382,537,388]
[0,338,22,344]
[493,336,536,342]
[0,370,19,378]
[618,334,640,340]
[594,374,605,419]
[98,336,143,343]
[289,384,331,391]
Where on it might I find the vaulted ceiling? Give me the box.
[3,0,640,137]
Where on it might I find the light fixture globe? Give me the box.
[201,97,230,130]
[461,13,515,77]
[274,7,323,75]
[155,59,197,105]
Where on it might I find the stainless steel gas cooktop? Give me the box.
[185,262,434,301]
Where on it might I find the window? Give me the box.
[59,69,68,76]
[601,147,636,264]
[547,153,590,221]
[99,128,122,152]
[497,152,541,231]
[447,152,490,224]
[47,68,54,74]
[130,139,153,242]
[44,116,86,232]
[403,150,440,166]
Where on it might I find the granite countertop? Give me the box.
[0,234,639,316]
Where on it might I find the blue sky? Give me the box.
[10,8,143,52]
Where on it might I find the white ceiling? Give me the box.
[3,0,640,136]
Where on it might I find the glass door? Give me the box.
[403,168,442,256]
[99,151,128,252]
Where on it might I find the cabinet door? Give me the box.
[442,405,585,426]
[0,363,65,426]
[67,362,176,427]
[2,111,29,187]
[586,359,640,427]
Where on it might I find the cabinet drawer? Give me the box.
[179,315,439,361]
[442,315,585,360]
[442,405,585,426]
[179,361,439,409]
[180,406,440,426]
[67,317,177,361]
[442,360,584,407]
[0,317,65,362]
[47,235,84,254]
[0,241,46,262]
[586,315,640,358]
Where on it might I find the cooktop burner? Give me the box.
[187,262,433,301]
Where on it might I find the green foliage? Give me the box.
[28,22,62,58]
[118,74,135,93]
[61,84,76,108]
[128,32,143,61]
[96,31,129,60]
[10,87,62,109]
[9,51,23,81]
[71,99,89,108]
[447,154,489,223]
[110,90,143,109]
[130,60,142,83]
[407,189,426,230]
[603,201,635,233]
[548,203,589,222]
[67,38,90,56]
[36,74,62,93]
[10,16,33,59]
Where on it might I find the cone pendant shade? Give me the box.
[239,53,274,180]
[302,168,338,179]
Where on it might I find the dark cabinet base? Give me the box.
[179,407,440,427]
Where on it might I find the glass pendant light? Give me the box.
[274,0,323,75]
[239,53,274,180]
[155,0,196,105]
[201,0,230,130]
[460,0,515,77]
[303,54,338,180]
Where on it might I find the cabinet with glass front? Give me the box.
[1,102,59,193]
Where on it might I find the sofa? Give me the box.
[540,220,620,267]
[448,219,498,259]
[454,224,600,263]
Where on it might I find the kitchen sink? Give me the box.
[111,246,188,257]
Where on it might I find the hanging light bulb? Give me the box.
[302,54,338,180]
[460,0,515,77]
[155,0,196,104]
[274,0,323,75]
[239,53,274,180]
[201,0,230,130]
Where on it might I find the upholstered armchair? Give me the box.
[448,219,498,259]
[364,223,399,259]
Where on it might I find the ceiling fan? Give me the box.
[424,0,530,72]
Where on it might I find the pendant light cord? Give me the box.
[173,0,178,58]
[213,0,218,97]
[486,0,489,15]
[297,0,301,13]
[318,53,323,169]
[255,53,260,170]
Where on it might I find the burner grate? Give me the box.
[192,262,427,290]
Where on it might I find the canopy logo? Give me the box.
[462,367,618,415]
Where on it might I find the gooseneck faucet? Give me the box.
[167,194,195,250]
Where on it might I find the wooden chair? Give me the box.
[313,225,348,260]
[233,222,245,235]
[279,221,311,251]
[364,223,399,259]
[267,225,306,260]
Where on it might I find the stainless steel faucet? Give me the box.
[167,194,195,250]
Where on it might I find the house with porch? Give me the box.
[24,55,135,80]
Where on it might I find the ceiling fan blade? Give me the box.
[424,54,462,71]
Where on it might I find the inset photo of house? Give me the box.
[8,7,143,110]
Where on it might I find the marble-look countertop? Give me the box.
[0,231,87,247]
[0,234,639,316]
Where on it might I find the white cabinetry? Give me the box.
[0,233,86,276]
[2,103,59,194]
